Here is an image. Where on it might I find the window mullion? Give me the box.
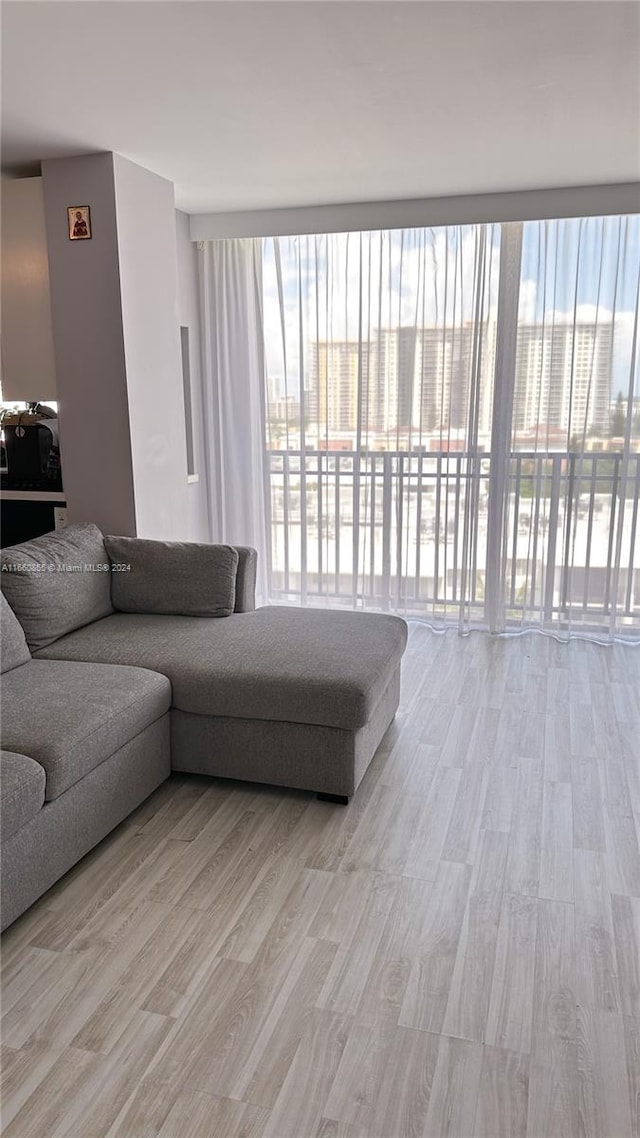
[485,221,523,633]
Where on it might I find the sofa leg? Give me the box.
[317,792,349,805]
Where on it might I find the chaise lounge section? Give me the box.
[37,605,404,801]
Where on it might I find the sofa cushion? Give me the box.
[0,524,114,652]
[104,536,239,617]
[0,659,171,801]
[0,592,31,673]
[35,606,408,731]
[1,751,46,842]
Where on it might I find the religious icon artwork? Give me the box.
[68,205,92,240]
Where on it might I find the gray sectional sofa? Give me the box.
[1,524,407,930]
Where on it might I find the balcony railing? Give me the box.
[267,449,640,630]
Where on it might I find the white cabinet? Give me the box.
[1,177,57,400]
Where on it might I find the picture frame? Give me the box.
[68,205,91,241]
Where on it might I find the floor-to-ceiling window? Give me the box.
[263,224,499,627]
[199,213,640,641]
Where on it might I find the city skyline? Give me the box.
[262,216,640,411]
[268,316,621,448]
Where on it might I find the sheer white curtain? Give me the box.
[262,226,500,630]
[501,216,640,641]
[199,238,271,603]
[199,217,640,642]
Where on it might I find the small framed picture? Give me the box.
[68,205,91,241]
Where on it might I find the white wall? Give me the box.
[1,177,57,401]
[176,210,209,542]
[113,155,189,540]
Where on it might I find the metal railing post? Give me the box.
[544,454,562,623]
[381,452,392,612]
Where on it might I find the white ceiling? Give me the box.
[2,1,639,215]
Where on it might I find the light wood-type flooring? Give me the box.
[2,624,640,1138]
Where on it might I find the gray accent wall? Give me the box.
[42,153,137,536]
[41,152,197,541]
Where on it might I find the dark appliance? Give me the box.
[1,407,63,492]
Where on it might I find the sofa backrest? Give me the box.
[104,535,240,617]
[0,592,31,673]
[0,524,114,652]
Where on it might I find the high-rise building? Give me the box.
[512,321,612,438]
[308,340,366,435]
[307,325,495,441]
[308,330,418,439]
[304,319,613,447]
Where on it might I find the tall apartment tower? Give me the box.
[308,340,364,435]
[308,334,404,438]
[415,323,496,441]
[512,321,612,437]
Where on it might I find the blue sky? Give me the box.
[519,214,640,319]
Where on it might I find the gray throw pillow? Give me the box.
[0,592,31,673]
[0,524,114,652]
[104,536,239,617]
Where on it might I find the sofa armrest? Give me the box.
[233,547,257,612]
